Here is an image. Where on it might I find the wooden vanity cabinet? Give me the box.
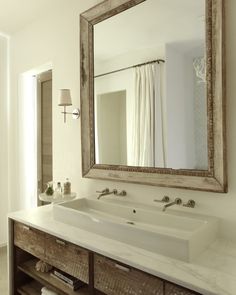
[165,283,200,295]
[94,254,164,295]
[11,221,201,295]
[94,254,201,295]
[14,222,45,260]
[45,234,89,283]
[12,222,90,295]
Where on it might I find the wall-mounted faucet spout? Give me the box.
[162,198,182,212]
[97,188,118,200]
[154,196,170,203]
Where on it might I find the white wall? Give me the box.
[17,74,38,210]
[96,91,127,165]
[95,46,165,76]
[95,70,134,165]
[8,0,236,242]
[165,44,196,169]
[193,59,208,170]
[0,36,9,246]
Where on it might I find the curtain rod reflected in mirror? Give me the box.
[94,59,165,78]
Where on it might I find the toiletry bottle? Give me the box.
[63,178,71,195]
[54,182,62,198]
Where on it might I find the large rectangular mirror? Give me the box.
[80,0,227,192]
[94,0,207,170]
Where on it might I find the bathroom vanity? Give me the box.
[8,201,236,295]
[10,219,199,295]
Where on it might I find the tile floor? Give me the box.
[0,246,8,295]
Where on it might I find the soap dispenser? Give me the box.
[63,178,71,195]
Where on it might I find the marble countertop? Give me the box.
[8,205,236,295]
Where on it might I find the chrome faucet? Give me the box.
[154,196,170,203]
[96,188,118,200]
[162,198,182,212]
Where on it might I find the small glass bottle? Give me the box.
[63,178,71,195]
[54,182,62,198]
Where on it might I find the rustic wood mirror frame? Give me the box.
[80,0,227,193]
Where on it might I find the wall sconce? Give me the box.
[58,89,80,123]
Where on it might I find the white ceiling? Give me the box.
[0,0,70,35]
[94,0,205,62]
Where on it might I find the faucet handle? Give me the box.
[114,190,126,196]
[96,188,109,194]
[154,196,170,203]
[183,199,196,208]
[175,198,182,205]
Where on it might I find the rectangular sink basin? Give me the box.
[53,198,218,262]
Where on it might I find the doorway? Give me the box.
[37,71,53,205]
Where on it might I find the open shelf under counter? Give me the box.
[17,259,90,295]
[17,280,42,295]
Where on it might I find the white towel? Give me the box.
[41,287,59,295]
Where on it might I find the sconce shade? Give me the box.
[58,89,72,106]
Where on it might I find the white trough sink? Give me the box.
[53,198,219,262]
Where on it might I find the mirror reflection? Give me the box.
[94,0,207,170]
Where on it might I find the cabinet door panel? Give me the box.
[94,254,164,295]
[14,222,45,260]
[45,235,89,283]
[165,282,201,295]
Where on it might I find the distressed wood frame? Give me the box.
[80,0,227,193]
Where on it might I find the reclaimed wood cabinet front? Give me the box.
[94,254,164,295]
[165,283,200,295]
[14,222,45,260]
[12,221,201,295]
[45,234,89,283]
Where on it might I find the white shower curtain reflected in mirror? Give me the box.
[131,63,166,167]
